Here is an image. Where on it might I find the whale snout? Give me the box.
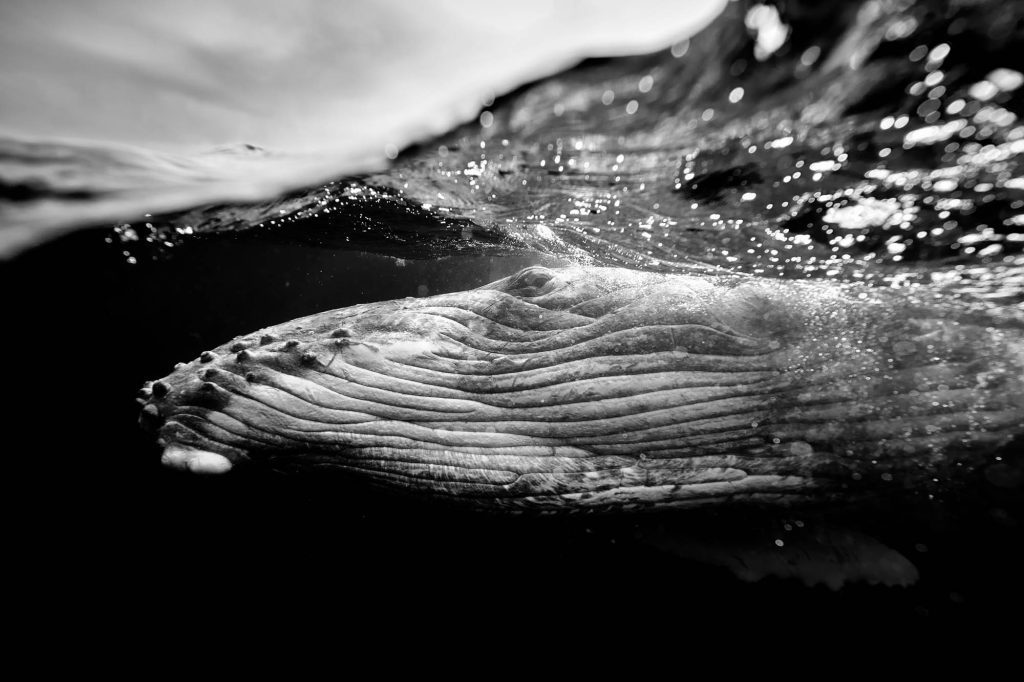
[138,301,408,476]
[139,394,235,473]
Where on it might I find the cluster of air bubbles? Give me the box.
[744,3,790,61]
[108,215,195,264]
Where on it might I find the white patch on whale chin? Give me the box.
[161,444,233,474]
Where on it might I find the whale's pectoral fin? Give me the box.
[634,515,918,589]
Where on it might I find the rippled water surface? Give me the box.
[7,0,1024,626]
[127,0,1024,301]
[0,0,724,254]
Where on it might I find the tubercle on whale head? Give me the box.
[138,266,1024,509]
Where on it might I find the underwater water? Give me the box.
[6,0,1024,627]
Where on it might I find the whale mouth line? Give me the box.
[161,444,234,474]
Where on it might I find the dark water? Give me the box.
[7,0,1024,628]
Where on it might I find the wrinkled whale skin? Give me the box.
[140,266,1023,511]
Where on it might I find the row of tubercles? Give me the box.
[143,326,354,403]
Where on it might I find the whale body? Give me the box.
[139,266,1023,511]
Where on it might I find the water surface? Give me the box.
[0,0,723,254]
